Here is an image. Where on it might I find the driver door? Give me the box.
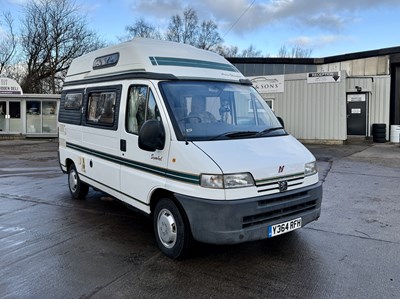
[119,82,169,211]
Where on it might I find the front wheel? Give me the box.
[68,164,89,199]
[153,198,191,259]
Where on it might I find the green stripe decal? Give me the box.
[149,56,239,72]
[149,56,157,65]
[66,142,199,185]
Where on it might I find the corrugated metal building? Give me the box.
[228,47,400,144]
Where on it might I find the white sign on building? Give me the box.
[0,77,23,94]
[307,72,341,84]
[347,93,366,102]
[249,75,285,93]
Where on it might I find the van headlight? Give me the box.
[305,161,317,176]
[200,173,255,189]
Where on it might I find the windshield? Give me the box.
[159,81,286,141]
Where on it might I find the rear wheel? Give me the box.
[68,164,89,199]
[153,198,191,259]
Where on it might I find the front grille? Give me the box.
[242,191,318,228]
[257,191,308,207]
[256,173,304,194]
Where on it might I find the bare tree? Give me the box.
[0,12,17,75]
[124,18,161,40]
[182,8,198,45]
[278,45,313,58]
[217,44,265,58]
[165,7,223,50]
[216,45,239,57]
[166,8,198,45]
[20,0,105,93]
[124,8,223,53]
[240,45,262,57]
[198,20,223,51]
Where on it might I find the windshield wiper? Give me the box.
[255,126,284,137]
[211,131,258,140]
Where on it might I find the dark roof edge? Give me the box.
[227,57,315,65]
[322,46,400,64]
[227,46,400,65]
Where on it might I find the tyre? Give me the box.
[153,198,192,259]
[372,128,386,134]
[373,137,386,143]
[372,124,386,130]
[68,164,89,199]
[373,133,386,139]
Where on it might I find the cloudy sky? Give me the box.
[2,0,400,57]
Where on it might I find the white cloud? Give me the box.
[301,13,346,31]
[288,34,355,48]
[187,0,400,34]
[131,0,188,20]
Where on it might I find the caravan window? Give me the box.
[126,85,160,134]
[86,91,116,125]
[64,93,82,110]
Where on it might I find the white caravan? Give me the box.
[58,38,322,258]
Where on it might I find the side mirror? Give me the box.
[277,116,285,129]
[138,120,165,152]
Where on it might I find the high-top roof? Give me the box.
[65,38,246,85]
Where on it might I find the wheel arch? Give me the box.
[65,158,75,172]
[149,188,192,231]
[150,188,176,216]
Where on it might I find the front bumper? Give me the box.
[175,182,322,244]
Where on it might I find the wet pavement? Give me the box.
[0,139,399,298]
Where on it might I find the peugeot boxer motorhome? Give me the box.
[58,38,322,258]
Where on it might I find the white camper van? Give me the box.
[58,38,322,258]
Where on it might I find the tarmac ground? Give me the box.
[0,138,399,298]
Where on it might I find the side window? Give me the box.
[126,85,160,134]
[59,89,84,125]
[64,93,82,110]
[86,91,116,125]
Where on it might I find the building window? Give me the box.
[27,101,41,133]
[265,98,274,111]
[27,100,58,133]
[42,101,57,133]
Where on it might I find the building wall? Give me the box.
[346,76,391,138]
[232,52,394,142]
[318,56,390,76]
[260,71,347,143]
[256,73,391,143]
[235,63,317,76]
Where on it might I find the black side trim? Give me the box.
[63,72,179,87]
[78,172,149,207]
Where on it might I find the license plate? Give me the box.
[268,218,302,238]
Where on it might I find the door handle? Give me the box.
[120,139,127,152]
